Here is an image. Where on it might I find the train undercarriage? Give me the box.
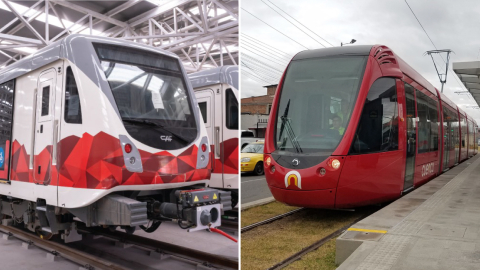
[0,186,232,243]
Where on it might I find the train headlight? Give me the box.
[241,157,251,162]
[266,157,271,166]
[331,159,341,169]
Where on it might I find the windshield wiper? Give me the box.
[122,118,189,144]
[278,100,302,153]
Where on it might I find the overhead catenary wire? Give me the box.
[241,46,289,67]
[242,33,294,57]
[241,63,275,84]
[241,61,280,84]
[242,53,286,74]
[241,61,282,82]
[265,0,334,47]
[260,0,326,48]
[241,8,310,50]
[242,38,292,63]
[404,0,477,104]
[241,59,280,80]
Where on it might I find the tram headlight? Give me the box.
[266,157,271,166]
[241,157,251,162]
[331,159,341,169]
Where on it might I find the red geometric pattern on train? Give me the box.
[10,132,210,189]
[213,138,239,174]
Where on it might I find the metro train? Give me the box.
[264,45,478,209]
[190,66,239,205]
[0,34,230,241]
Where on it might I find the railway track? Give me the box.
[77,224,238,269]
[266,215,367,270]
[0,222,237,270]
[0,224,127,270]
[241,208,305,233]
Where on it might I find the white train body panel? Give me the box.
[190,66,239,190]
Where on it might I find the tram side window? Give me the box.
[64,67,82,124]
[225,89,238,130]
[0,80,14,172]
[416,90,439,153]
[350,77,399,154]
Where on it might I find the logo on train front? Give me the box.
[285,171,301,189]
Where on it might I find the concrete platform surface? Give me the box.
[336,154,480,270]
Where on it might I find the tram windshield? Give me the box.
[94,43,197,149]
[274,56,367,154]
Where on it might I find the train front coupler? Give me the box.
[149,189,231,232]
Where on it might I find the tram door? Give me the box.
[404,84,416,191]
[442,107,450,170]
[33,69,57,185]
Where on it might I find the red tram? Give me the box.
[264,45,478,209]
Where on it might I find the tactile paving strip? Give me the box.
[355,235,412,270]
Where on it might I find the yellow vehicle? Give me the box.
[240,142,265,175]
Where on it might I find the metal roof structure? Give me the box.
[0,0,238,73]
[453,61,480,108]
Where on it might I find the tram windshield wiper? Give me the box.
[278,100,302,153]
[122,118,189,144]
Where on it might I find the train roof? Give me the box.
[189,65,238,90]
[292,45,373,61]
[0,34,178,85]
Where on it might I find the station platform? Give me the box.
[336,154,480,270]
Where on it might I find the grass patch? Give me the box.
[241,207,378,270]
[241,201,298,227]
[286,239,336,270]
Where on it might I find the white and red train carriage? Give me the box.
[189,66,239,206]
[0,34,230,241]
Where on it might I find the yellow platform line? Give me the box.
[347,228,388,234]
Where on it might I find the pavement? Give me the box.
[336,154,480,270]
[241,173,273,206]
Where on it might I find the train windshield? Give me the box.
[275,56,367,154]
[94,43,197,149]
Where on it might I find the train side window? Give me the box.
[41,86,50,116]
[225,88,238,129]
[64,67,82,124]
[350,77,399,154]
[0,79,14,175]
[416,90,439,153]
[198,102,207,123]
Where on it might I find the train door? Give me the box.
[403,83,416,191]
[33,69,57,185]
[222,86,239,189]
[195,89,221,187]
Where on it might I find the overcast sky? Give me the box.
[240,0,480,122]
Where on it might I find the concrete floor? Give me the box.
[135,220,238,260]
[241,174,272,205]
[337,155,480,270]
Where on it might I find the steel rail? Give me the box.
[241,208,305,233]
[77,224,238,270]
[266,214,372,270]
[0,224,127,270]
